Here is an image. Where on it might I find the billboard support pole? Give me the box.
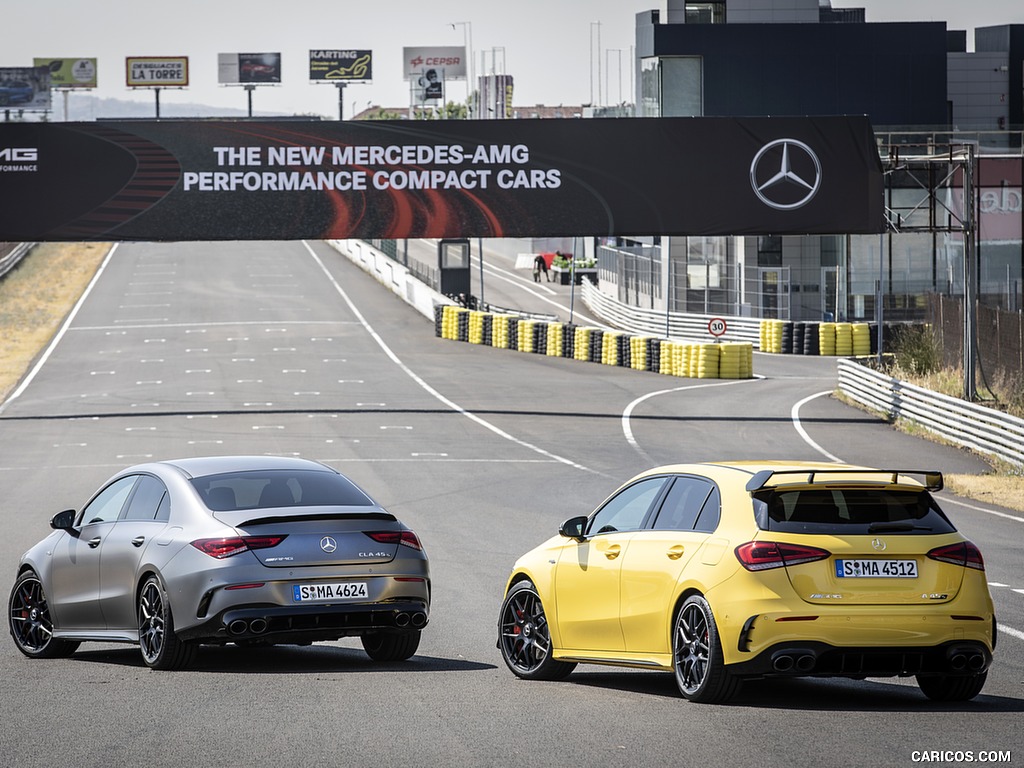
[336,83,346,120]
[154,88,161,119]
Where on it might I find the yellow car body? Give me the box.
[499,461,996,703]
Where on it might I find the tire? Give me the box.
[672,595,740,703]
[138,575,195,670]
[916,672,987,702]
[361,630,420,662]
[497,580,576,681]
[8,570,79,659]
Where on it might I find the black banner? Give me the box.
[0,116,883,241]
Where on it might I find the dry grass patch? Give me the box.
[0,243,111,401]
[946,473,1024,513]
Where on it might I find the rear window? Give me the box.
[192,469,373,511]
[752,488,956,535]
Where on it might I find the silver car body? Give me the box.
[12,456,430,653]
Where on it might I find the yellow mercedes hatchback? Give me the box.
[498,462,996,703]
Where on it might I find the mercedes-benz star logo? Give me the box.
[750,138,822,210]
[320,536,338,553]
[871,538,887,552]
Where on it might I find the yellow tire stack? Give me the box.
[546,323,562,356]
[696,343,720,379]
[819,322,837,356]
[718,342,752,379]
[574,327,590,361]
[630,336,648,371]
[468,311,484,345]
[517,320,534,353]
[834,322,853,356]
[659,342,675,376]
[601,332,620,366]
[852,323,871,356]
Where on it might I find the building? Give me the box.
[604,0,1023,322]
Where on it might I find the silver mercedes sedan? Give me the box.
[8,456,430,670]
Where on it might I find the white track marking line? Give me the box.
[304,240,597,474]
[791,390,844,463]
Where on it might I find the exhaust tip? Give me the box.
[772,654,794,672]
[249,618,268,635]
[795,654,815,672]
[228,619,248,636]
[411,612,427,628]
[950,653,967,671]
[967,653,985,671]
[395,612,410,627]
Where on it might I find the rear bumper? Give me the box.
[177,599,429,644]
[726,638,992,680]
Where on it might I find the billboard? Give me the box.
[33,58,98,89]
[0,116,884,241]
[403,46,466,80]
[126,57,189,87]
[219,53,282,84]
[309,50,372,82]
[0,67,51,110]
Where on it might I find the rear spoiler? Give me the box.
[745,469,943,494]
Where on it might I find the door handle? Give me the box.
[132,536,146,548]
[87,537,101,548]
[667,545,685,560]
[603,544,621,560]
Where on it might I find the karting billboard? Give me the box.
[0,116,884,241]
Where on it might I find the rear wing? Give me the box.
[745,469,943,494]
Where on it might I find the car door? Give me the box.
[98,475,170,631]
[48,476,138,630]
[619,477,720,654]
[553,477,668,653]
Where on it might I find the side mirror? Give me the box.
[50,509,76,530]
[558,515,588,541]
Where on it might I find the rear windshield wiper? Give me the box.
[867,521,933,533]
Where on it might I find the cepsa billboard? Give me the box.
[309,50,372,82]
[126,57,188,87]
[34,58,97,89]
[403,47,465,80]
[0,116,885,241]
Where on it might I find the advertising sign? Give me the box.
[0,67,51,110]
[0,116,884,241]
[33,58,98,89]
[402,46,466,80]
[309,50,372,82]
[126,57,189,87]
[218,53,282,84]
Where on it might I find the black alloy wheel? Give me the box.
[138,575,194,670]
[8,571,79,659]
[498,580,576,681]
[673,595,739,703]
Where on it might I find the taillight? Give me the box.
[735,541,831,571]
[191,536,287,559]
[927,541,985,571]
[365,531,423,551]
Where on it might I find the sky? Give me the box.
[5,0,1024,119]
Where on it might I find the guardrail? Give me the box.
[580,280,763,346]
[837,358,1024,467]
[0,242,33,280]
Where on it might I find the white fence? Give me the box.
[837,358,1024,467]
[581,280,762,345]
[0,243,33,280]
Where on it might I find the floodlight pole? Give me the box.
[962,143,978,401]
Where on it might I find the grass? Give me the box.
[0,243,111,402]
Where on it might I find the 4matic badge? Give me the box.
[750,138,821,210]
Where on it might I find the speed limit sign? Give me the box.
[708,317,727,338]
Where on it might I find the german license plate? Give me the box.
[835,559,917,578]
[292,582,368,602]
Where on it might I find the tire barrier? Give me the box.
[758,319,876,356]
[435,305,754,379]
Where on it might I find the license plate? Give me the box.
[292,582,368,602]
[835,559,917,578]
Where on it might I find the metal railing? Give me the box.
[581,280,762,345]
[837,359,1024,467]
[0,242,32,280]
